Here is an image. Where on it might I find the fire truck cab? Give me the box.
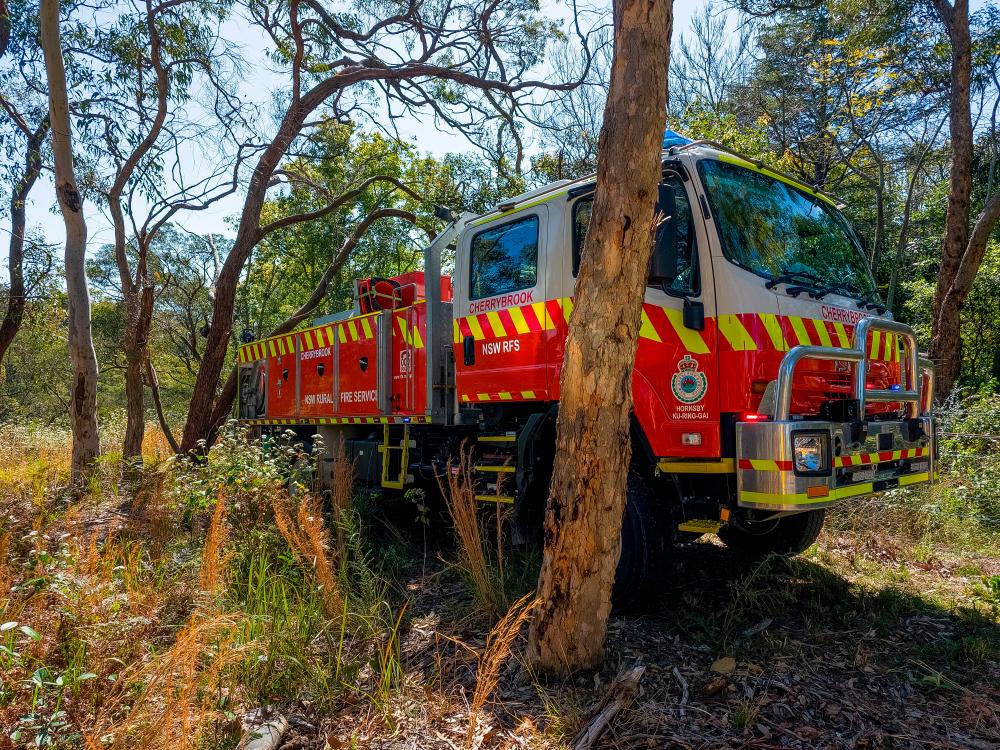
[238,141,936,602]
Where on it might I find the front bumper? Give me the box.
[736,416,936,511]
[736,317,936,512]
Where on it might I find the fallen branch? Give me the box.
[672,665,689,717]
[572,664,645,750]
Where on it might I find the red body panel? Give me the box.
[453,298,723,458]
[389,303,429,414]
[297,326,336,417]
[265,333,298,419]
[714,312,902,417]
[454,298,557,402]
[337,315,380,415]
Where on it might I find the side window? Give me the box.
[572,176,698,295]
[572,198,593,277]
[470,215,539,300]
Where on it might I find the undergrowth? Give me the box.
[1,401,999,749]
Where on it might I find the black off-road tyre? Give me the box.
[718,509,825,559]
[612,469,672,611]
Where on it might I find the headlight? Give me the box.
[793,432,830,475]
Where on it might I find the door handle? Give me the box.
[463,335,475,366]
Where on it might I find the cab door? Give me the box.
[453,207,548,404]
[561,171,721,457]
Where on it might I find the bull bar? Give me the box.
[737,318,937,512]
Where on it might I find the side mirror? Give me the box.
[683,298,704,331]
[648,184,678,284]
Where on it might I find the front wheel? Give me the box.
[612,469,672,610]
[718,509,825,559]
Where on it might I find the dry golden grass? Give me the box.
[273,491,344,618]
[199,491,230,593]
[85,611,242,750]
[437,444,506,618]
[141,422,176,462]
[328,436,355,562]
[0,530,11,605]
[467,593,539,747]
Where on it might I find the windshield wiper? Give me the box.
[856,290,887,314]
[765,270,831,299]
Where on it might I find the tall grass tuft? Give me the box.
[329,437,355,562]
[87,612,242,750]
[199,491,230,593]
[273,491,344,618]
[467,593,539,747]
[437,443,507,618]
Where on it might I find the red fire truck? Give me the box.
[237,140,936,602]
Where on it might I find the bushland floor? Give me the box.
[319,526,1000,750]
[1,427,998,750]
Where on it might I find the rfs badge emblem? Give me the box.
[671,355,707,404]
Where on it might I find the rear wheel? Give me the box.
[718,509,825,559]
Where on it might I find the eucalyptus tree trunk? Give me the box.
[930,0,973,399]
[40,0,100,482]
[0,119,48,371]
[527,0,672,671]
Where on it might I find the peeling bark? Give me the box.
[527,0,672,671]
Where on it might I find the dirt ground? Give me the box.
[288,530,1000,750]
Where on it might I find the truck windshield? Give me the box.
[698,159,876,298]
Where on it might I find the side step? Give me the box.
[678,519,722,534]
[474,432,517,504]
[378,424,412,490]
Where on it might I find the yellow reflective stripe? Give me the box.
[759,313,789,351]
[810,318,833,347]
[560,297,574,322]
[789,317,812,346]
[639,309,662,343]
[508,305,531,334]
[396,316,410,344]
[521,390,536,399]
[742,472,931,506]
[338,325,347,344]
[498,391,513,400]
[832,321,851,348]
[486,311,506,337]
[277,337,286,356]
[741,482,874,505]
[476,393,489,401]
[360,317,373,339]
[411,324,424,349]
[303,330,314,350]
[899,471,930,487]
[466,315,486,340]
[347,320,359,341]
[749,459,779,471]
[718,314,757,351]
[869,330,881,358]
[663,308,710,353]
[453,320,461,344]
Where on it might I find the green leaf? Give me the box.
[19,625,41,641]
